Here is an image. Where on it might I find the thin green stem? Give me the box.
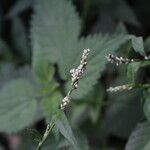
[133,83,150,89]
[36,122,55,150]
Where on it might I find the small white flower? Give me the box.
[107,84,132,92]
[105,54,134,66]
[60,49,90,110]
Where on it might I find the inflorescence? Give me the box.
[107,84,133,92]
[105,54,134,66]
[60,49,90,110]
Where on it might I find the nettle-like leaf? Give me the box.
[0,78,37,133]
[105,90,144,138]
[125,122,150,150]
[31,0,134,99]
[53,110,80,150]
[31,0,80,79]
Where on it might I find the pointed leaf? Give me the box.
[132,36,146,56]
[53,110,80,150]
[105,90,144,138]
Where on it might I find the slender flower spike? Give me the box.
[60,49,90,110]
[107,84,132,92]
[105,54,134,66]
[70,48,90,89]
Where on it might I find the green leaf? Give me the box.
[43,91,62,118]
[32,47,55,83]
[0,78,37,133]
[71,104,88,128]
[53,110,80,150]
[31,0,80,78]
[131,36,146,56]
[59,131,89,150]
[125,122,150,150]
[31,0,134,99]
[127,60,150,83]
[127,62,141,83]
[11,16,30,59]
[143,89,150,122]
[105,90,144,138]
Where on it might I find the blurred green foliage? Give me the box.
[0,0,149,149]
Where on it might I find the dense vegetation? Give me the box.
[0,0,150,149]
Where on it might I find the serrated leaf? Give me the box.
[0,78,37,133]
[132,36,146,56]
[31,0,134,99]
[7,0,33,18]
[125,122,150,150]
[105,90,144,138]
[53,110,80,150]
[31,0,80,79]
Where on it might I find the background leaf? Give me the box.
[43,91,62,119]
[0,78,37,132]
[32,47,55,83]
[105,90,144,138]
[127,62,141,83]
[125,122,150,150]
[131,36,146,56]
[31,0,80,79]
